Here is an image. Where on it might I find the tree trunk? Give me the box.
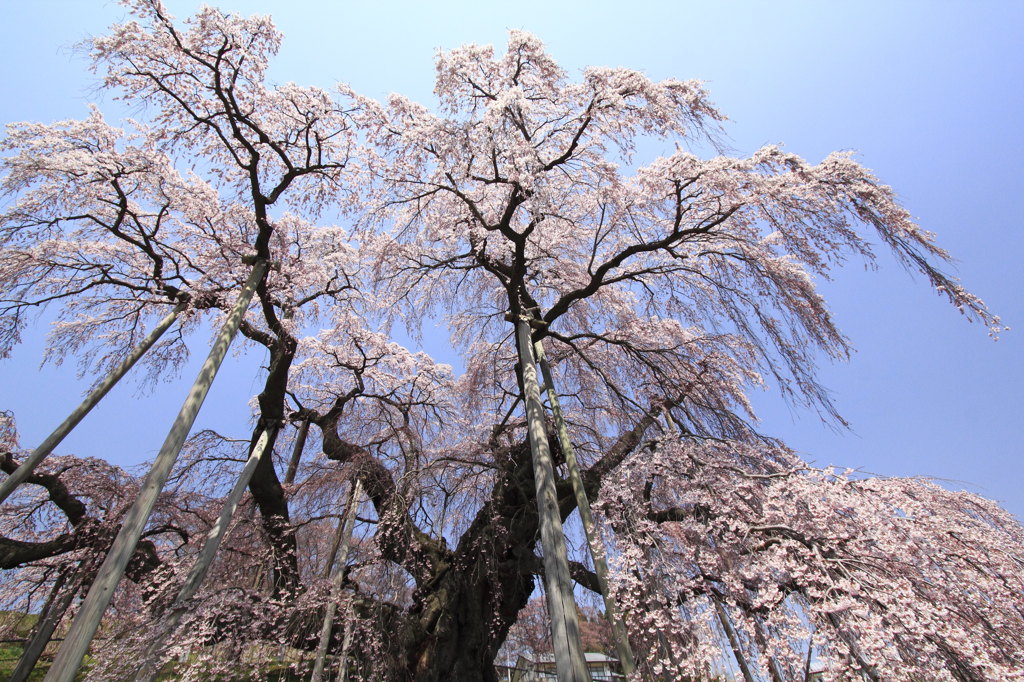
[402,439,542,682]
[248,326,302,597]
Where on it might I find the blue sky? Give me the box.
[1,1,1022,518]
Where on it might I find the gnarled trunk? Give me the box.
[405,440,541,682]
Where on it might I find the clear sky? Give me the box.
[1,1,1022,518]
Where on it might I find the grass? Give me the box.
[0,642,49,681]
[0,613,330,681]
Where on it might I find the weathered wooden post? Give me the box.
[513,312,591,682]
[9,565,78,682]
[311,479,363,682]
[710,591,756,682]
[283,418,310,485]
[0,304,183,505]
[534,340,636,676]
[336,599,357,682]
[752,613,786,682]
[135,424,277,681]
[44,260,267,682]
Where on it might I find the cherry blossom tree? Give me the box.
[0,3,1021,682]
[0,411,193,681]
[596,436,1024,680]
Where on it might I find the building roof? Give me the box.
[520,652,618,664]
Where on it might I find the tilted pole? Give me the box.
[752,612,787,682]
[0,304,183,505]
[135,424,277,681]
[321,495,351,582]
[514,315,591,682]
[44,260,267,682]
[803,634,815,681]
[336,599,357,682]
[10,565,78,682]
[710,591,756,682]
[283,418,310,485]
[664,407,770,682]
[311,479,363,682]
[534,340,636,676]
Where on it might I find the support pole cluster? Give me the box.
[514,315,591,682]
[44,260,268,682]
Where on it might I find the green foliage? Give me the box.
[0,643,46,681]
[0,610,39,637]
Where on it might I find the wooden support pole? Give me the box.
[752,612,786,682]
[710,592,756,682]
[283,418,310,485]
[44,260,267,682]
[666,407,783,682]
[534,340,636,676]
[514,317,591,682]
[311,479,363,682]
[826,612,880,682]
[804,634,814,681]
[0,304,183,505]
[321,498,351,582]
[135,424,277,681]
[10,566,77,682]
[336,599,356,682]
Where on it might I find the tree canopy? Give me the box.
[0,3,1020,681]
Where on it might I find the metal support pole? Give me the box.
[44,260,267,682]
[0,304,183,505]
[311,479,363,682]
[534,340,636,676]
[515,317,590,682]
[135,424,276,681]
